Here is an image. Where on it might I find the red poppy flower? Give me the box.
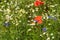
[34,16,42,24]
[34,0,44,6]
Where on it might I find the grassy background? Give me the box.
[0,0,60,40]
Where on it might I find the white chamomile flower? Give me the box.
[40,34,43,37]
[5,15,10,20]
[43,32,46,35]
[54,4,58,6]
[4,0,6,2]
[13,22,15,24]
[50,5,55,7]
[33,20,36,23]
[47,16,49,19]
[6,9,11,13]
[20,14,22,17]
[9,16,12,19]
[27,20,30,22]
[22,10,25,13]
[15,6,20,10]
[27,5,30,8]
[6,14,12,20]
[29,22,35,26]
[10,1,13,5]
[52,36,54,39]
[50,33,53,36]
[35,8,39,11]
[27,29,32,32]
[46,33,49,37]
[30,3,34,6]
[46,37,50,40]
[31,19,34,21]
[1,5,5,8]
[26,12,28,14]
[19,9,25,13]
[52,10,56,12]
[7,2,10,5]
[43,16,45,19]
[19,20,21,23]
[0,9,2,11]
[32,10,35,13]
[48,23,51,25]
[28,16,31,18]
[16,23,19,26]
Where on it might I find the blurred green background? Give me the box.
[0,0,60,40]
